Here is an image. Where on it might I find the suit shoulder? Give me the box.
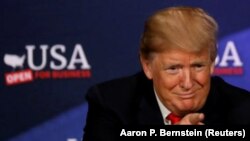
[211,76,250,101]
[210,76,250,124]
[95,72,142,91]
[85,72,150,119]
[86,71,147,101]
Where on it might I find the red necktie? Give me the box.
[166,113,181,125]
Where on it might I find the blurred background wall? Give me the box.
[1,0,250,140]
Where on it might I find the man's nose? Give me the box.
[180,70,194,90]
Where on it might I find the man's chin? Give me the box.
[175,103,200,115]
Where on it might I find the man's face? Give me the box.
[141,48,214,116]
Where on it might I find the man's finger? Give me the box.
[189,113,204,124]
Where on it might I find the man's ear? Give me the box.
[210,61,215,74]
[140,55,153,79]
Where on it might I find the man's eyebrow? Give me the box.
[191,60,209,64]
[163,64,183,69]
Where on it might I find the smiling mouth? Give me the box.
[177,93,196,99]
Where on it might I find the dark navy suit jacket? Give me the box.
[83,71,250,140]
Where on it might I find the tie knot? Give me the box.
[166,113,181,125]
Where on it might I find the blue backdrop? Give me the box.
[1,0,250,141]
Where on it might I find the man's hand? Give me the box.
[176,113,204,125]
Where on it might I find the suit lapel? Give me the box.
[199,77,227,125]
[134,72,163,125]
[136,94,164,125]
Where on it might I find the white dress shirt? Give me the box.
[154,89,172,125]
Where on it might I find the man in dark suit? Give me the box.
[82,6,250,140]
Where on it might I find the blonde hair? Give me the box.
[140,6,218,61]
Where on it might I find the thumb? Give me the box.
[189,113,205,124]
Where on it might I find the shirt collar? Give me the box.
[154,88,171,125]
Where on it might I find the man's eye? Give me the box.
[194,64,205,71]
[166,67,179,74]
